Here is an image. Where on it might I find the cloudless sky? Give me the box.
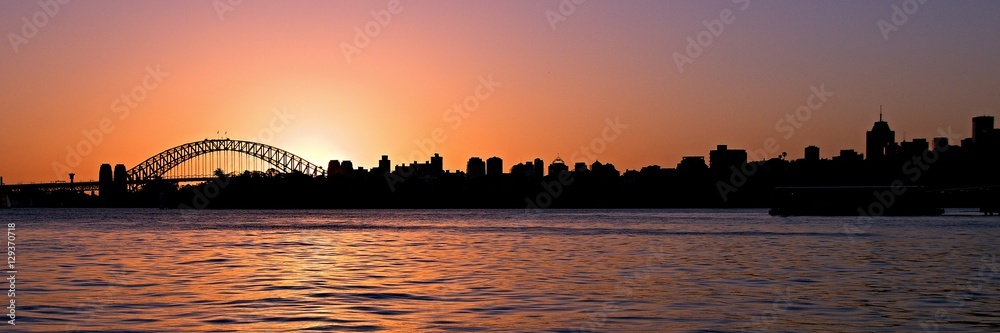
[2,0,999,182]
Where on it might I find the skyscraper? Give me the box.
[973,116,994,143]
[866,112,896,161]
[533,158,544,177]
[379,155,390,172]
[548,157,569,176]
[430,153,443,174]
[486,156,503,176]
[467,157,486,177]
[804,146,820,161]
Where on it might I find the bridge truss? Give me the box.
[127,139,325,183]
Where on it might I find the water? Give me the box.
[4,209,1000,332]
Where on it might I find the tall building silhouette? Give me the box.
[548,157,569,176]
[973,116,994,143]
[533,158,544,177]
[430,153,443,174]
[378,155,390,172]
[804,146,820,161]
[486,156,503,176]
[467,157,486,177]
[866,112,896,161]
[971,116,1000,161]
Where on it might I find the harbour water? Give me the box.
[5,209,1000,332]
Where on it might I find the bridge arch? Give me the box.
[127,139,325,182]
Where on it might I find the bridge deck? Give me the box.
[1,177,216,192]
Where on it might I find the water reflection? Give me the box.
[8,209,1000,332]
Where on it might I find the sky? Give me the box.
[2,0,999,183]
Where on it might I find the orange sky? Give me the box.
[2,1,999,183]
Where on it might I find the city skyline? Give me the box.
[5,113,997,212]
[2,1,1000,182]
[329,113,999,177]
[3,112,994,185]
[9,115,1000,189]
[375,113,997,175]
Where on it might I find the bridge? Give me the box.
[1,139,326,195]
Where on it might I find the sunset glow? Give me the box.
[2,0,999,182]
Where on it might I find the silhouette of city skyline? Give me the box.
[3,114,999,215]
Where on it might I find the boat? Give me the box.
[769,186,944,216]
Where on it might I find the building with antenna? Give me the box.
[548,156,569,176]
[866,108,896,161]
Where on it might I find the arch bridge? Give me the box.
[1,139,326,194]
[127,139,325,184]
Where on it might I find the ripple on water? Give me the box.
[11,209,1000,332]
